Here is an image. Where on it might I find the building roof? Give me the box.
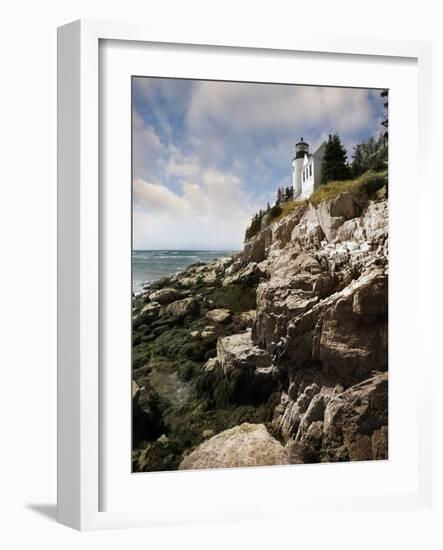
[312,141,326,159]
[292,151,312,162]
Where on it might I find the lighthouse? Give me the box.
[292,137,309,198]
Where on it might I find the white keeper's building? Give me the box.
[292,138,327,200]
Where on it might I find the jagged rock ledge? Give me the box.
[132,188,388,471]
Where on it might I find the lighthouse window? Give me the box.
[309,165,312,177]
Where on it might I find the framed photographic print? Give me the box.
[57,20,433,530]
[130,76,389,474]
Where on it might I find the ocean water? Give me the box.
[132,250,235,294]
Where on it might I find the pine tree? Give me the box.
[381,89,388,139]
[351,134,388,177]
[321,133,351,184]
[270,202,282,218]
[276,188,282,204]
[351,143,364,178]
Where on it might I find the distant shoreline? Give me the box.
[132,250,237,294]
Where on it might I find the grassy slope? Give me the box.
[251,170,387,231]
[309,170,387,207]
[273,199,306,222]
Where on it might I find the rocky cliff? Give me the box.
[132,186,388,471]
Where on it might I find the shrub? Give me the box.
[208,284,257,313]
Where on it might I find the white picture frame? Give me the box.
[57,19,433,531]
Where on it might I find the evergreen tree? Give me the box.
[244,209,266,241]
[270,203,282,218]
[352,137,376,177]
[351,134,388,177]
[320,133,351,184]
[351,143,364,178]
[276,188,282,204]
[381,89,388,139]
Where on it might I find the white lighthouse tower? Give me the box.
[292,137,309,198]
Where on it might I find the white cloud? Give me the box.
[132,112,166,182]
[181,81,382,177]
[187,81,376,136]
[132,167,259,250]
[166,151,201,179]
[133,177,189,215]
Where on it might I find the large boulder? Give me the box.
[265,246,321,282]
[214,330,276,403]
[223,261,262,286]
[202,270,217,284]
[166,297,198,320]
[217,330,271,373]
[224,259,243,277]
[315,201,346,241]
[179,423,289,470]
[206,308,232,324]
[330,192,361,220]
[149,287,183,305]
[133,302,161,329]
[213,256,234,274]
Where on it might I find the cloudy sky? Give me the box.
[132,77,385,250]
